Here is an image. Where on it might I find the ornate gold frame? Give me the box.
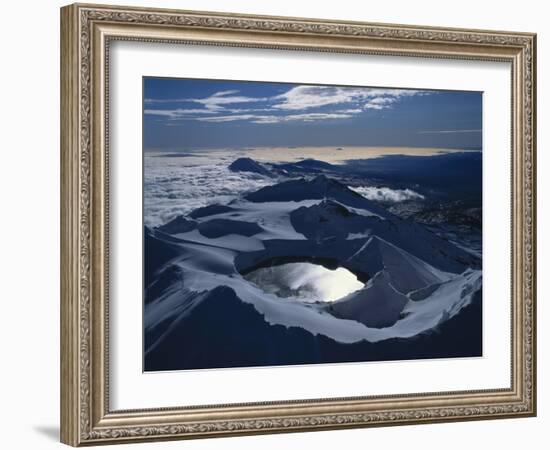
[60,3,537,446]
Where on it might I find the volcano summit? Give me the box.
[144,173,482,371]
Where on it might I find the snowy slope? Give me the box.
[144,175,482,370]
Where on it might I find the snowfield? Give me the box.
[144,170,482,370]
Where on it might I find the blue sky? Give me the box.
[143,77,482,151]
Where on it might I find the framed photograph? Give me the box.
[60,3,537,446]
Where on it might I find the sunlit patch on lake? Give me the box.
[243,262,364,303]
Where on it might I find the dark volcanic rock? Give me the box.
[198,218,263,238]
[157,216,197,234]
[188,204,235,219]
[144,226,183,288]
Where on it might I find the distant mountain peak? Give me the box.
[245,175,387,216]
[274,159,338,175]
[309,174,351,190]
[294,159,335,169]
[228,157,272,177]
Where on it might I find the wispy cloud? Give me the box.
[193,91,268,111]
[145,98,188,104]
[144,108,218,118]
[145,107,278,120]
[145,85,431,125]
[417,129,482,134]
[363,97,398,110]
[145,89,267,111]
[145,90,242,104]
[272,86,425,111]
[194,114,258,123]
[196,112,355,124]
